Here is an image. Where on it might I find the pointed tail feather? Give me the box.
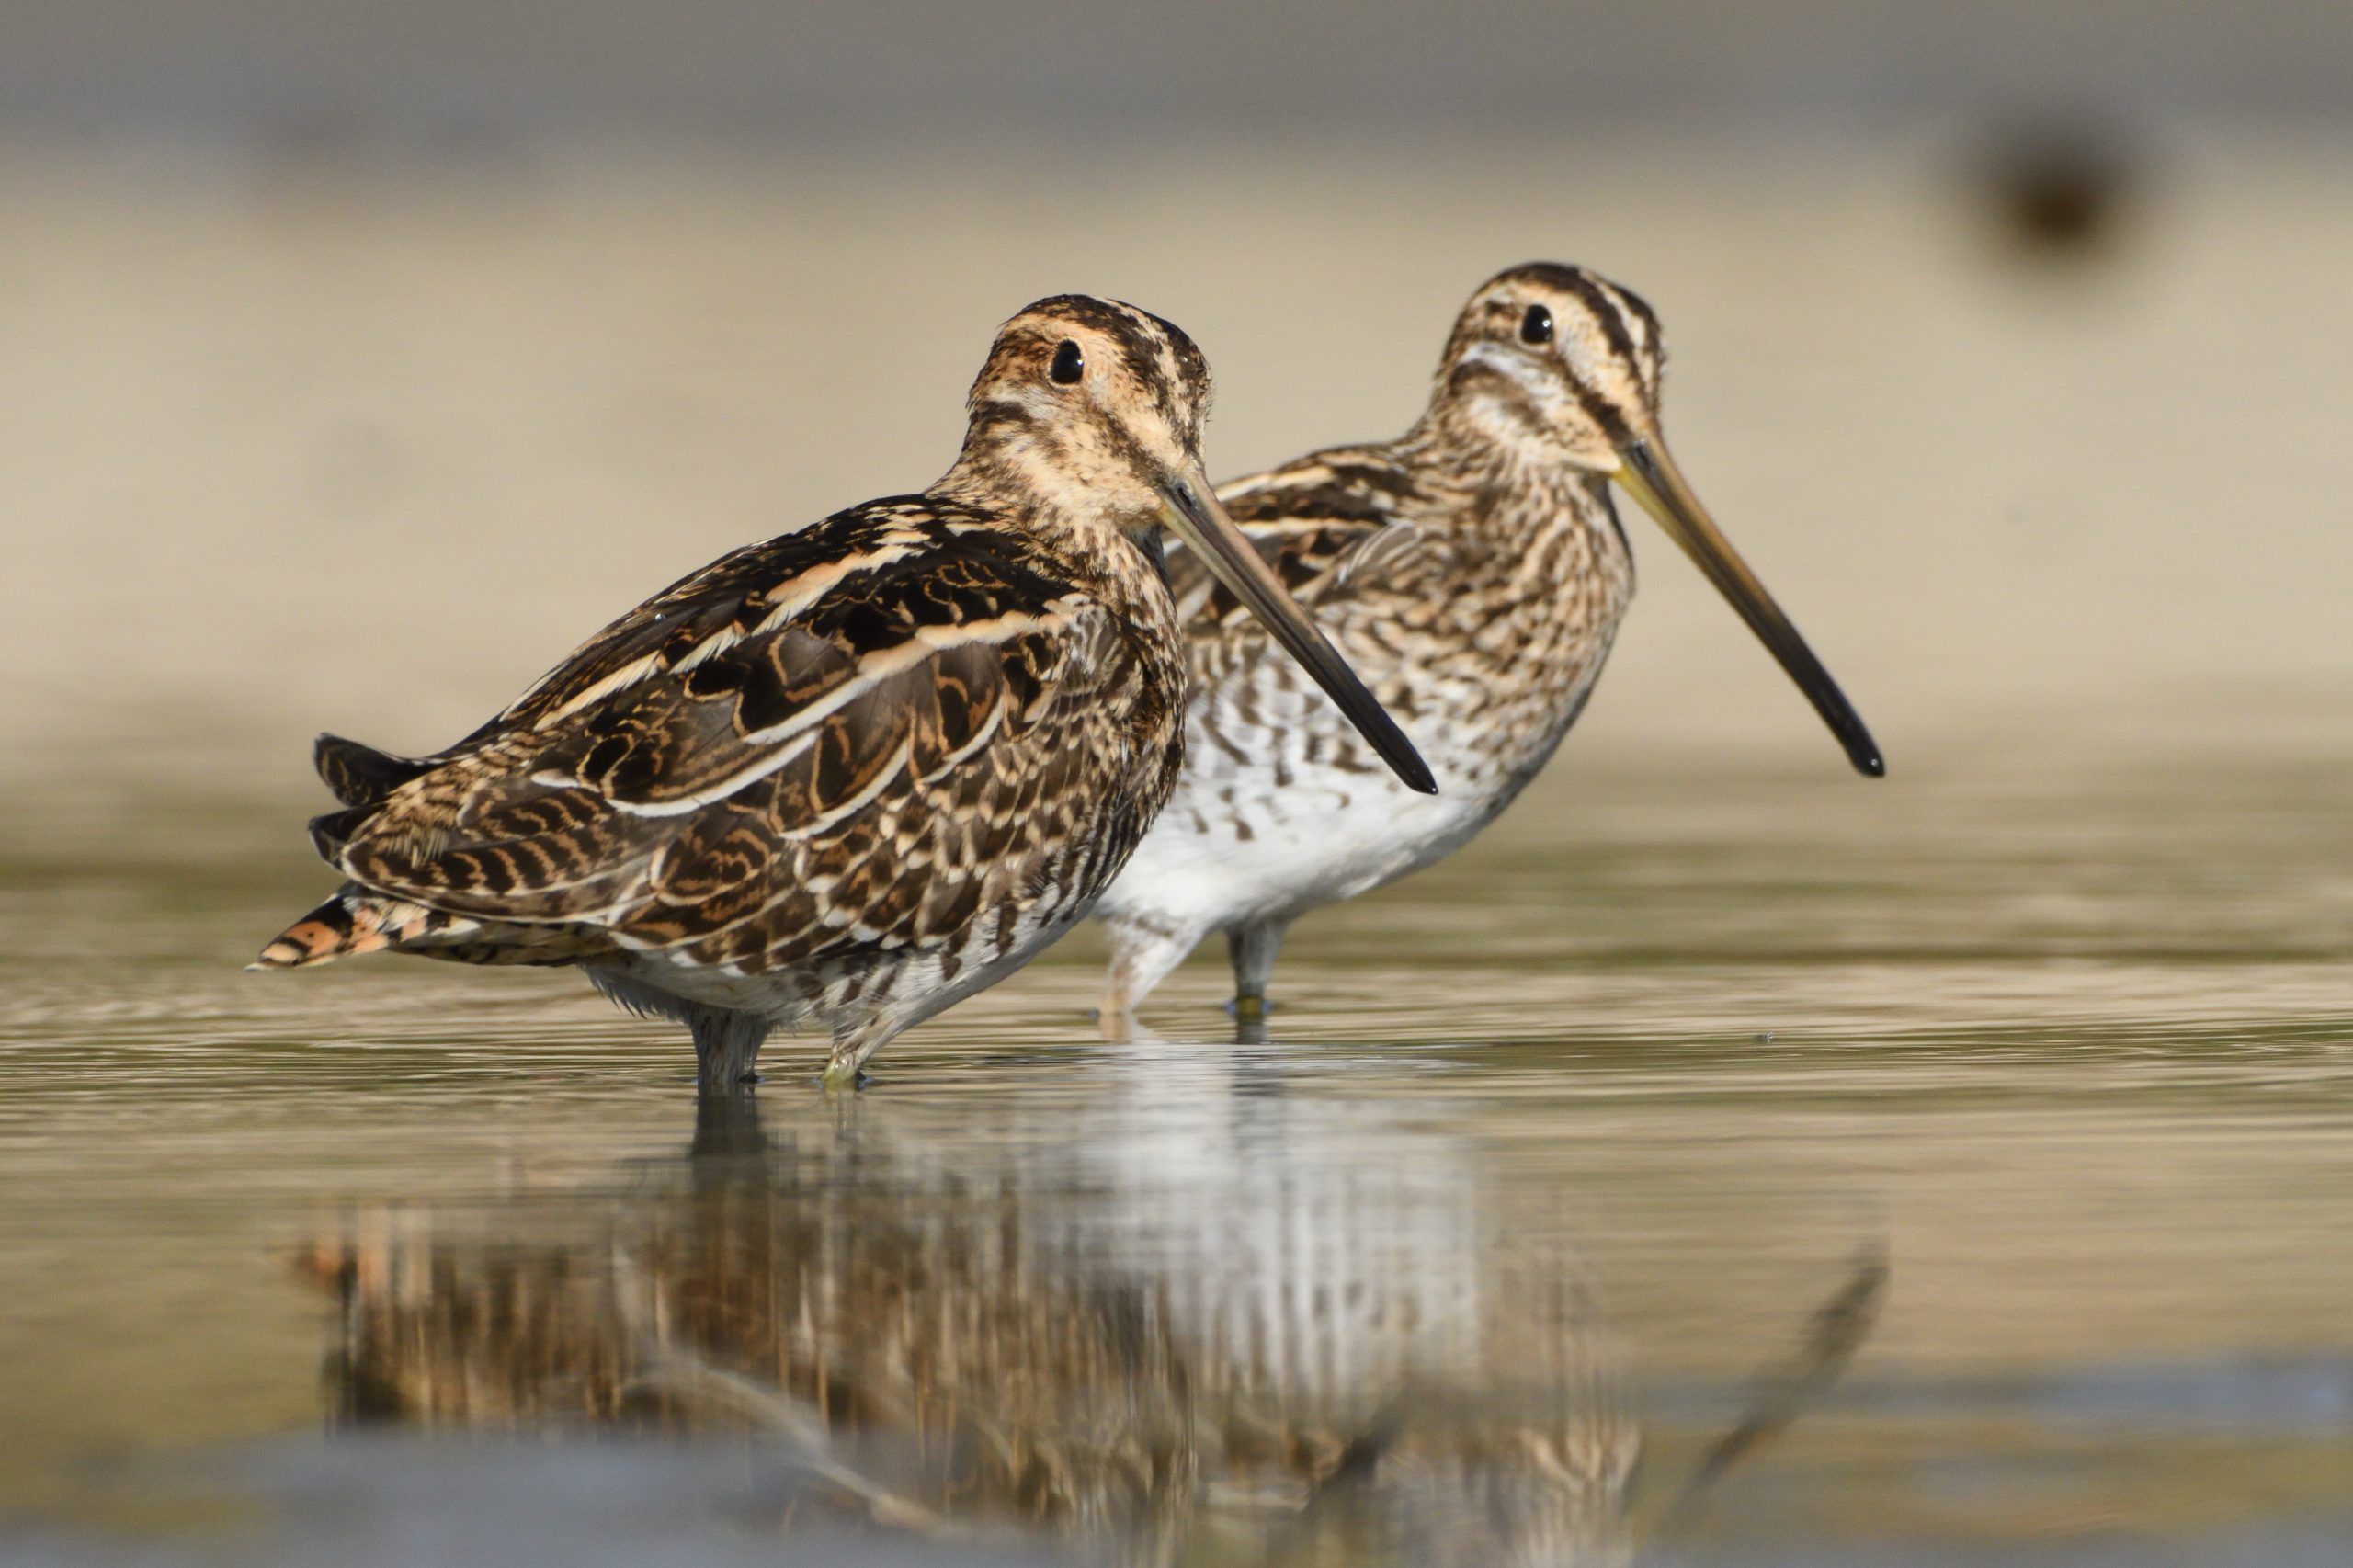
[313,733,433,809]
[249,888,482,971]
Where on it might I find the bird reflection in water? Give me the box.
[297,1072,1881,1566]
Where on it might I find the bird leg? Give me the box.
[1226,918,1290,1023]
[822,1019,894,1093]
[687,1006,767,1096]
[1098,911,1211,1029]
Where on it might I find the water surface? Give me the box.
[3,737,2347,1566]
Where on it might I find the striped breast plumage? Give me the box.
[1176,444,1631,810]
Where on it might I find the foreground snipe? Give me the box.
[255,296,1430,1089]
[1096,263,1881,1021]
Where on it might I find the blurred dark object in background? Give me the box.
[1973,111,2148,262]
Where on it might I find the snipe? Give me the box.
[255,296,1430,1089]
[1096,263,1880,1022]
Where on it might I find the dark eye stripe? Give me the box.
[1049,340,1086,384]
[1556,271,1640,369]
[1518,303,1554,345]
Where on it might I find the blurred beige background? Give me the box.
[3,1,2350,798]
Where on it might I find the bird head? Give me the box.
[958,295,1435,794]
[1430,263,1882,778]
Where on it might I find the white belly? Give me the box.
[1100,757,1521,932]
[1097,629,1608,937]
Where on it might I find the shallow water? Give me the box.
[3,732,2349,1566]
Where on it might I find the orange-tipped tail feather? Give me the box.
[249,889,478,971]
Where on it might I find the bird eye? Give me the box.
[1049,340,1086,384]
[1519,303,1554,346]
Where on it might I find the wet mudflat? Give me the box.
[2,735,2348,1567]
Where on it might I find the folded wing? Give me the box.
[313,507,1097,970]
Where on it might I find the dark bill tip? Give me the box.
[1615,439,1885,782]
[1158,473,1438,796]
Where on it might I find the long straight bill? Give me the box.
[1615,439,1884,778]
[1158,467,1437,794]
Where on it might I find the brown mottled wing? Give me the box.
[1172,445,1449,629]
[317,505,1105,970]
